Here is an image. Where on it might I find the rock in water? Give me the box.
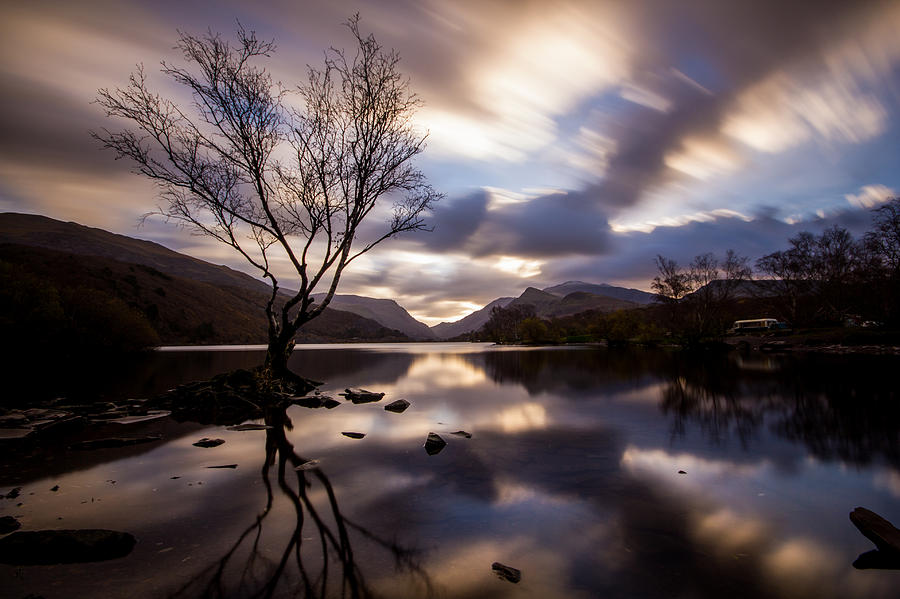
[491,562,521,583]
[384,399,411,413]
[424,432,446,455]
[450,430,472,438]
[850,507,900,555]
[340,388,385,404]
[0,529,136,564]
[341,432,366,439]
[192,438,225,448]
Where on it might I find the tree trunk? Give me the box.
[264,329,296,379]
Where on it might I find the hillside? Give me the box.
[312,293,436,340]
[543,281,655,304]
[507,286,637,318]
[0,243,410,345]
[0,212,273,294]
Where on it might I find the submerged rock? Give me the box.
[384,399,411,413]
[450,430,472,439]
[0,516,20,534]
[424,432,447,455]
[340,388,385,404]
[192,438,225,448]
[226,423,271,431]
[491,562,521,583]
[292,395,328,409]
[295,459,321,471]
[0,529,136,564]
[70,435,162,450]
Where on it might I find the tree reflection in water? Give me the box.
[169,406,432,599]
[473,346,899,467]
[660,350,900,467]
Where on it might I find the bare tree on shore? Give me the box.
[95,16,440,378]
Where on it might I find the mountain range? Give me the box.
[1,212,657,343]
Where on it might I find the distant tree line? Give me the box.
[474,198,900,346]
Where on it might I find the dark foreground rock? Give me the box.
[424,432,446,455]
[850,507,900,569]
[384,399,410,413]
[491,562,521,583]
[0,529,136,564]
[341,432,366,439]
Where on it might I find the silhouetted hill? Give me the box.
[431,297,514,339]
[0,212,272,294]
[509,287,562,313]
[543,281,655,304]
[312,293,435,340]
[0,243,410,345]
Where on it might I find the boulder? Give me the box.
[384,399,411,413]
[0,529,136,564]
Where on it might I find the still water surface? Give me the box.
[1,343,899,598]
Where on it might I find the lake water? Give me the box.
[1,343,899,598]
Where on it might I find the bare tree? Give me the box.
[94,16,440,378]
[653,251,750,340]
[651,255,694,304]
[756,227,860,325]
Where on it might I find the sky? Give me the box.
[2,0,900,325]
